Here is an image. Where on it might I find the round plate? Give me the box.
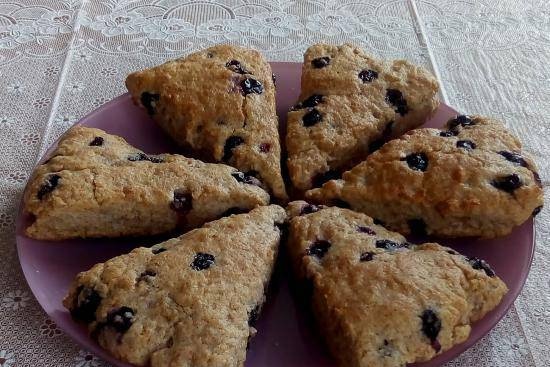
[16,62,534,367]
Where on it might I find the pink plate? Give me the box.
[16,62,534,367]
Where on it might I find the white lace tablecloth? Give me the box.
[1,1,548,366]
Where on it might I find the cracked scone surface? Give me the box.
[306,115,543,238]
[286,43,439,190]
[126,44,287,200]
[63,205,286,367]
[286,201,508,367]
[24,126,269,240]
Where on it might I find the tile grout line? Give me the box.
[33,1,87,165]
[407,0,450,105]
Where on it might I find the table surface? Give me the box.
[0,1,548,366]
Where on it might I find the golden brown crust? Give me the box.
[306,115,543,238]
[126,44,287,201]
[23,126,269,240]
[286,43,440,190]
[286,201,508,367]
[63,205,286,367]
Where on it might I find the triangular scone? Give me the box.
[24,126,269,240]
[126,44,287,201]
[64,205,285,366]
[307,115,543,238]
[286,43,439,190]
[286,201,507,367]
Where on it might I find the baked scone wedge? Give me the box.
[24,126,269,240]
[286,201,508,367]
[64,205,285,366]
[286,43,439,190]
[126,44,287,201]
[306,115,543,238]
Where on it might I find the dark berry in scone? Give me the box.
[286,201,508,367]
[306,115,543,238]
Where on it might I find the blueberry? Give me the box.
[89,137,104,146]
[293,94,324,110]
[191,252,215,271]
[357,226,376,235]
[439,130,458,137]
[170,190,192,212]
[107,307,135,333]
[312,56,330,68]
[448,115,475,129]
[226,60,249,74]
[385,89,409,116]
[259,142,271,153]
[137,270,156,282]
[272,73,276,85]
[378,340,393,357]
[231,171,262,187]
[152,247,166,254]
[408,219,427,236]
[248,304,261,325]
[312,169,339,187]
[456,140,476,150]
[491,174,522,193]
[302,108,322,127]
[533,206,543,216]
[72,287,101,323]
[140,92,160,115]
[223,136,244,162]
[307,240,331,259]
[358,69,378,83]
[376,239,407,250]
[420,309,441,348]
[402,153,428,171]
[498,151,527,167]
[37,174,61,200]
[128,152,163,163]
[360,252,375,262]
[466,257,495,277]
[300,204,321,216]
[240,78,263,95]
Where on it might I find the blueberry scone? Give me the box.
[126,44,287,201]
[24,126,269,240]
[286,201,507,367]
[64,205,285,366]
[286,43,439,190]
[307,115,543,238]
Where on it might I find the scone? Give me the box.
[64,205,285,366]
[24,126,269,240]
[286,201,508,367]
[126,44,287,201]
[306,115,543,238]
[286,43,439,190]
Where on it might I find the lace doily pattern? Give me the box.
[0,1,547,366]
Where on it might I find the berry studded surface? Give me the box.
[63,205,286,367]
[126,44,287,201]
[286,43,440,191]
[23,126,269,240]
[306,115,544,238]
[286,202,508,367]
